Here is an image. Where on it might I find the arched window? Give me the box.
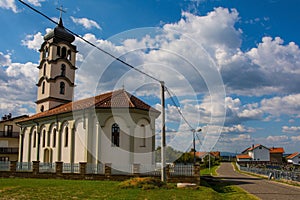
[52,128,56,147]
[40,105,44,112]
[42,130,46,147]
[141,124,146,147]
[57,46,61,56]
[43,64,46,76]
[33,131,36,148]
[67,50,71,60]
[47,130,51,147]
[64,127,69,147]
[61,47,67,58]
[61,64,66,76]
[60,82,65,95]
[45,47,49,58]
[42,81,45,94]
[111,123,120,147]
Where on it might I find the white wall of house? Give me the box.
[251,146,270,161]
[288,155,300,165]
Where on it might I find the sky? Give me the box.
[1,0,300,154]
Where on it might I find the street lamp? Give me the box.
[192,128,202,164]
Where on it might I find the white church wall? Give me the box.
[100,116,131,170]
[74,120,86,163]
[61,122,71,163]
[133,119,154,166]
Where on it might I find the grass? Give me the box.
[0,177,257,200]
[200,165,220,176]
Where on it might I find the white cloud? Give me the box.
[70,16,101,30]
[22,32,44,51]
[222,124,255,133]
[266,135,289,143]
[291,136,300,141]
[0,0,18,13]
[26,0,45,7]
[282,126,300,133]
[0,52,38,116]
[260,94,300,118]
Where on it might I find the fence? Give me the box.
[39,163,56,173]
[237,162,300,182]
[170,164,194,176]
[86,163,104,174]
[0,161,10,171]
[63,163,80,173]
[17,162,32,171]
[0,161,200,184]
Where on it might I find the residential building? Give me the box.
[269,147,285,163]
[0,114,28,161]
[286,152,300,165]
[237,144,270,162]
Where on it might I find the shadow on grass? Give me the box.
[200,175,256,194]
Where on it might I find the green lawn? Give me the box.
[200,165,220,176]
[0,178,257,200]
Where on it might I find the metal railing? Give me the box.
[238,164,300,182]
[86,163,104,174]
[139,164,161,176]
[39,163,56,173]
[17,162,32,171]
[0,131,19,138]
[170,163,194,176]
[0,147,19,154]
[0,161,10,171]
[63,163,80,173]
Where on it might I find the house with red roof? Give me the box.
[269,147,285,163]
[286,152,300,165]
[237,144,270,162]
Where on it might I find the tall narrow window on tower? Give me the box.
[57,46,61,56]
[60,82,65,95]
[45,47,49,58]
[61,47,67,58]
[42,81,45,94]
[67,50,71,60]
[61,64,66,76]
[43,64,46,76]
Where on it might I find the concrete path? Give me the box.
[216,162,300,200]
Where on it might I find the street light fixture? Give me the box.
[192,128,202,164]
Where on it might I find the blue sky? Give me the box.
[1,0,300,154]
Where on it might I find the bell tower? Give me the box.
[36,17,77,113]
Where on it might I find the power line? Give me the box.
[18,0,198,132]
[165,87,195,130]
[18,0,161,83]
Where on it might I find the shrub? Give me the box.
[119,177,166,190]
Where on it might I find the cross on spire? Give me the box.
[56,5,66,19]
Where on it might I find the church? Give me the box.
[17,17,160,171]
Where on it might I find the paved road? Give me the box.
[216,162,300,200]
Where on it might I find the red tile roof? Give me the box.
[286,152,300,159]
[236,154,251,159]
[242,144,269,153]
[269,147,285,154]
[18,89,160,122]
[194,151,220,158]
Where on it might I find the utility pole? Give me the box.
[160,81,166,182]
